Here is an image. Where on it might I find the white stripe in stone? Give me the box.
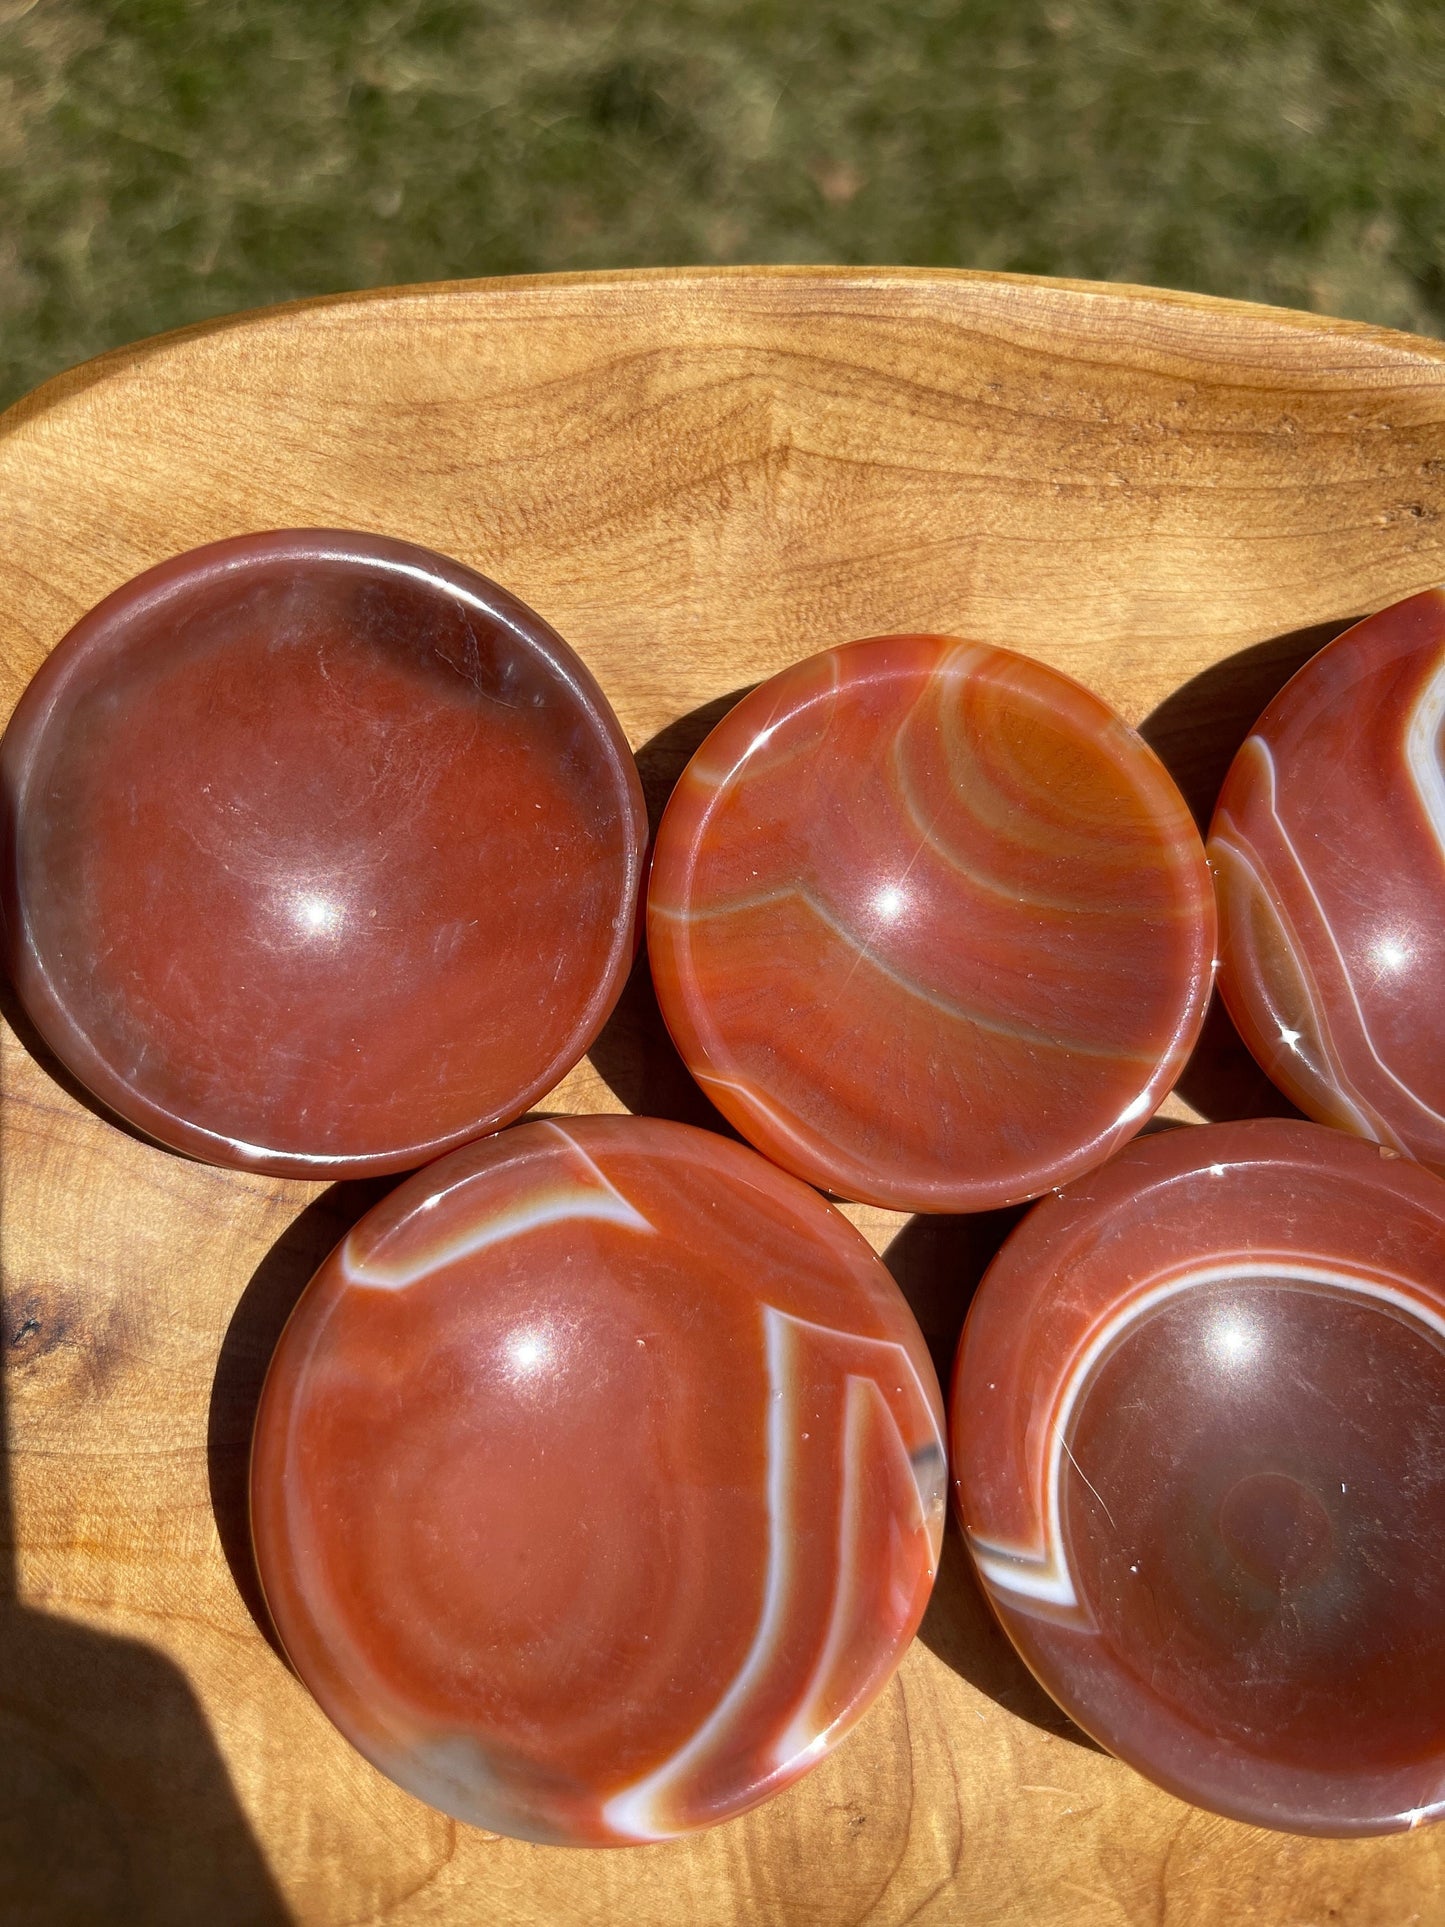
[1405,650,1445,878]
[343,1125,653,1290]
[970,1258,1445,1621]
[602,1305,943,1841]
[1219,738,1445,1134]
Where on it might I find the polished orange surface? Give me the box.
[1211,590,1445,1171]
[0,531,646,1175]
[647,635,1215,1212]
[250,1115,946,1846]
[952,1119,1445,1835]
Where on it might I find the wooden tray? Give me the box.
[3,267,1444,1925]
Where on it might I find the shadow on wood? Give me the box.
[879,1206,1099,1751]
[207,1179,395,1660]
[2,1292,293,1922]
[0,1604,296,1924]
[587,686,755,1129]
[1136,616,1359,832]
[917,1524,1105,1754]
[632,684,756,834]
[586,948,742,1136]
[880,1206,1022,1389]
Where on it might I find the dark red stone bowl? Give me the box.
[951,1117,1445,1836]
[0,530,646,1175]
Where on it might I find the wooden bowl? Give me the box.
[3,267,1444,1924]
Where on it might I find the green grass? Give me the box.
[3,0,1445,409]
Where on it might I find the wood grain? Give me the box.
[3,266,1445,1925]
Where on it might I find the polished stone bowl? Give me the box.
[0,529,647,1175]
[250,1114,946,1845]
[952,1116,1445,1836]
